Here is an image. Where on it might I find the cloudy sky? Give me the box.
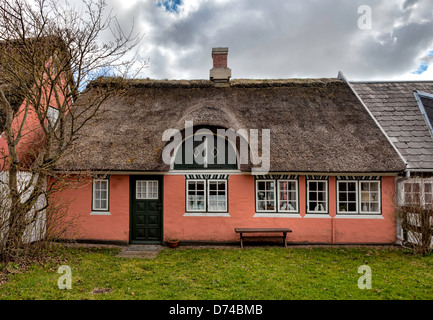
[103,0,433,81]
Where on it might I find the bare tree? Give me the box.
[396,177,433,255]
[0,0,143,262]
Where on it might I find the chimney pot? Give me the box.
[210,47,231,84]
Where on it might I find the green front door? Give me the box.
[130,175,163,243]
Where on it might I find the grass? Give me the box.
[0,245,432,300]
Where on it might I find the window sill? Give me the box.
[183,212,230,217]
[304,214,331,218]
[254,213,302,218]
[334,214,383,219]
[90,211,111,216]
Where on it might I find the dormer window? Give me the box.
[173,133,238,170]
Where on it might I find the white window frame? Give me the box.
[186,179,207,212]
[136,180,159,200]
[402,179,433,208]
[359,181,381,214]
[207,179,228,212]
[92,178,109,212]
[277,180,298,213]
[255,179,277,213]
[307,180,328,214]
[337,180,359,214]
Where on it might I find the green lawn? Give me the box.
[0,245,432,300]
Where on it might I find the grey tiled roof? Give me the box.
[351,82,433,170]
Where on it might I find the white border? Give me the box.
[277,179,298,213]
[306,180,328,214]
[183,212,230,217]
[255,179,277,213]
[136,180,159,200]
[92,178,109,212]
[207,179,228,212]
[336,180,358,214]
[359,181,381,214]
[186,179,207,212]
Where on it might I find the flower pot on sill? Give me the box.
[167,239,179,248]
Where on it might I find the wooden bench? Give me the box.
[234,228,292,249]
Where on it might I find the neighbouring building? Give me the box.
[350,80,433,246]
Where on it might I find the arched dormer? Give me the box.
[173,128,239,171]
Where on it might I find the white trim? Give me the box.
[336,180,358,214]
[254,213,302,218]
[417,91,433,99]
[334,215,384,219]
[207,179,228,212]
[277,179,298,213]
[306,180,328,214]
[183,212,230,217]
[136,180,159,200]
[303,214,331,219]
[186,179,207,212]
[90,211,111,216]
[53,170,403,176]
[255,179,277,213]
[359,181,381,214]
[92,178,109,212]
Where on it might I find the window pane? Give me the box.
[347,182,356,191]
[339,204,348,212]
[348,203,357,212]
[256,180,276,212]
[309,182,317,191]
[360,181,380,213]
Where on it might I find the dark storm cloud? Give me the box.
[110,0,433,80]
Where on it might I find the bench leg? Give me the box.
[283,232,287,248]
[240,233,243,249]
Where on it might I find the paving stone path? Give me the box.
[115,245,164,258]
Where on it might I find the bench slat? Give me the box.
[235,228,292,248]
[235,228,292,233]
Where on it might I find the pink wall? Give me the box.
[57,175,130,242]
[163,175,397,244]
[58,174,396,244]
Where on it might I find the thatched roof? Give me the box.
[56,78,405,173]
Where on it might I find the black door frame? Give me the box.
[129,175,163,244]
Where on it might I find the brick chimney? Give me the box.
[210,47,231,84]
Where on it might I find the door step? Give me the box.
[116,245,163,258]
